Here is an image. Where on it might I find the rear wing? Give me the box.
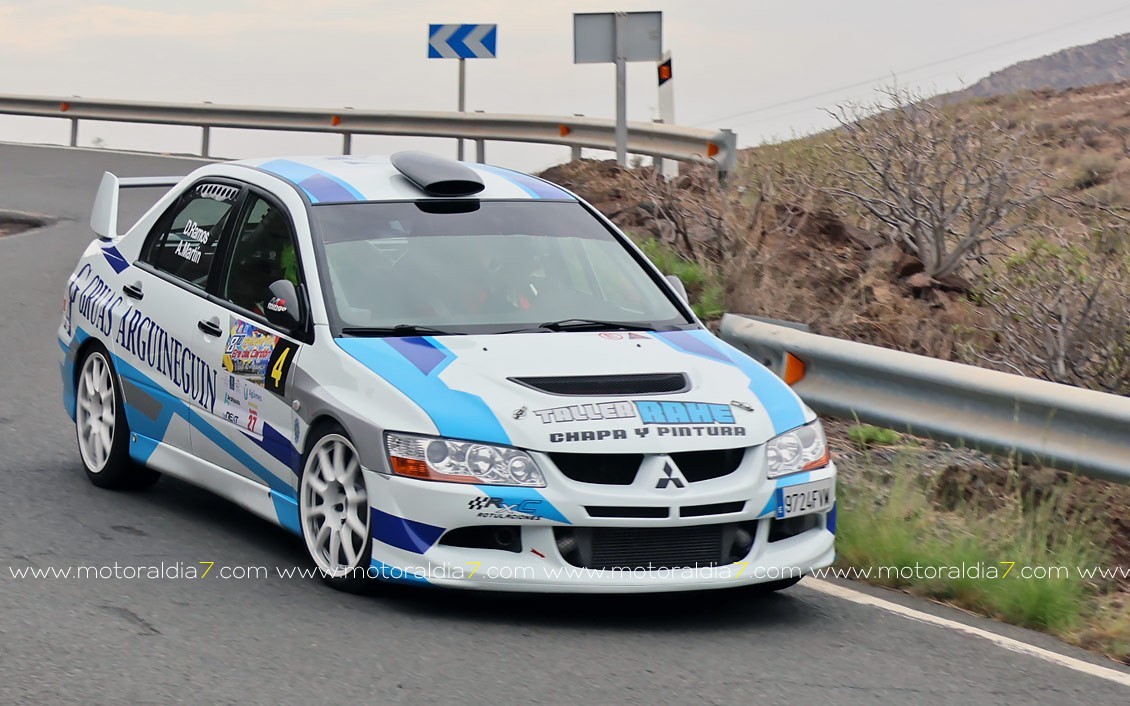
[91,171,183,238]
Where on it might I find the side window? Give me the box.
[144,183,238,289]
[221,194,304,317]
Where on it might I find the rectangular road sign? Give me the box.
[573,12,661,64]
[428,24,497,59]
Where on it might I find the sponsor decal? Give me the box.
[731,400,755,412]
[468,496,545,521]
[221,318,298,396]
[533,402,635,424]
[114,306,218,413]
[67,265,124,338]
[512,406,528,420]
[548,429,629,443]
[636,400,734,424]
[535,400,738,426]
[223,320,277,377]
[598,332,624,340]
[266,297,287,313]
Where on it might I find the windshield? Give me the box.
[310,201,692,335]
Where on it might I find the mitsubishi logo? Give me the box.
[656,462,686,489]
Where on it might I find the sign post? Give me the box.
[574,11,662,167]
[428,23,497,161]
[655,51,678,178]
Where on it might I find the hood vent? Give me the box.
[510,372,688,397]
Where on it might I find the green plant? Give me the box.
[847,424,901,448]
[836,456,1109,635]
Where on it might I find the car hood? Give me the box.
[335,329,810,453]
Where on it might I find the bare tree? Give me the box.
[823,88,1044,281]
[972,231,1130,394]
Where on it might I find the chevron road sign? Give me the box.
[428,24,497,59]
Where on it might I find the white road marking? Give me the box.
[807,579,1130,688]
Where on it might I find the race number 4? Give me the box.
[264,339,298,396]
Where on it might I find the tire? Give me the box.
[298,423,375,593]
[74,343,159,490]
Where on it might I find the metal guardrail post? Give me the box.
[474,139,485,163]
[342,133,352,155]
[69,118,78,147]
[201,126,210,158]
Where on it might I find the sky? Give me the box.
[2,0,1130,172]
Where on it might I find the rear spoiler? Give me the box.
[91,171,183,238]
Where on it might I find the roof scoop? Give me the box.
[390,151,485,197]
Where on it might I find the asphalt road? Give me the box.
[0,142,1127,705]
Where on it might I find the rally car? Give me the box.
[59,152,836,593]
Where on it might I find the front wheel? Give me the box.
[298,424,375,592]
[74,344,158,490]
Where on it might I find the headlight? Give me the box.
[385,432,546,487]
[766,420,830,478]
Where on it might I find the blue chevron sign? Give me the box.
[428,24,497,59]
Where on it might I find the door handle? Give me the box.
[197,320,224,337]
[122,283,144,300]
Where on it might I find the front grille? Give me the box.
[670,447,746,482]
[555,522,756,570]
[550,453,642,485]
[510,373,688,396]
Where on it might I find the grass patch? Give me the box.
[836,463,1111,636]
[847,424,901,448]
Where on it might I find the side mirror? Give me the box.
[265,279,303,331]
[665,274,689,303]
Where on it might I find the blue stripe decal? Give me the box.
[654,330,731,363]
[654,330,806,435]
[100,245,130,274]
[473,164,575,200]
[371,508,445,554]
[472,486,571,524]
[370,558,430,585]
[258,159,366,204]
[827,503,837,534]
[336,337,510,444]
[271,491,302,536]
[59,331,87,421]
[385,336,449,376]
[108,348,293,496]
[242,423,302,477]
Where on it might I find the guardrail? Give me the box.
[0,94,737,174]
[720,314,1130,483]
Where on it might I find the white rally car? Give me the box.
[59,152,836,593]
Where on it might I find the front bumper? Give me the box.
[362,461,837,593]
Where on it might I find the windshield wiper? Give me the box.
[536,318,658,332]
[340,325,464,337]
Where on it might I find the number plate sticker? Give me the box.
[265,338,298,396]
[775,478,835,519]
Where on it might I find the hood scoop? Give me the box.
[509,372,688,397]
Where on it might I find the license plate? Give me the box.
[775,479,834,519]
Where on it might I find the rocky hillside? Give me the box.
[951,32,1130,99]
